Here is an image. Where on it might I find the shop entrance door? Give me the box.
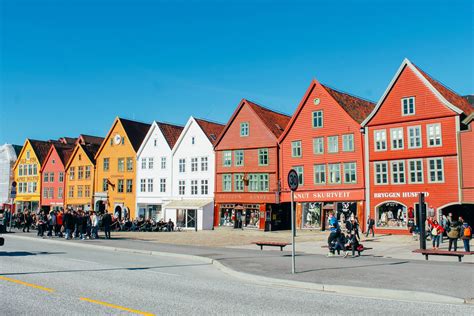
[186,209,196,229]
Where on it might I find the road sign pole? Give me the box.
[291,190,295,274]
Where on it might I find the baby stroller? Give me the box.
[345,234,364,257]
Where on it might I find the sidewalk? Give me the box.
[5,231,473,303]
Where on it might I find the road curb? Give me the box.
[4,234,466,305]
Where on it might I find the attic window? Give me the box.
[26,150,30,160]
[275,124,283,131]
[79,154,82,161]
[210,134,217,141]
[154,139,157,147]
[191,137,195,145]
[240,122,249,137]
[52,159,55,164]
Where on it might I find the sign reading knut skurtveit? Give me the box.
[287,169,298,274]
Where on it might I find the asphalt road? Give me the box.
[1,237,472,315]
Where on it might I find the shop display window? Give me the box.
[302,202,322,229]
[376,202,407,228]
[220,205,235,227]
[336,202,357,226]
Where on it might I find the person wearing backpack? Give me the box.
[460,222,472,252]
[446,220,460,251]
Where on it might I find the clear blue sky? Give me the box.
[1,0,472,145]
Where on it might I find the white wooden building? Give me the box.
[135,121,183,220]
[164,117,224,230]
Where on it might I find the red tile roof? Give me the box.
[79,134,104,146]
[246,100,291,138]
[414,64,473,116]
[321,84,376,124]
[120,118,152,152]
[156,122,184,148]
[194,118,225,145]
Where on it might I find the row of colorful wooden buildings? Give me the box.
[3,59,473,233]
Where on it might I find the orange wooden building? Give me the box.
[279,79,375,231]
[214,99,291,230]
[362,59,474,234]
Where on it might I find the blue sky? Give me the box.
[1,0,472,145]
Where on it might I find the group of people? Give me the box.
[429,214,471,252]
[327,213,363,258]
[112,217,175,232]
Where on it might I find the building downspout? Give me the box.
[364,126,370,232]
[455,116,463,203]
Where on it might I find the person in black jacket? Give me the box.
[102,212,112,239]
[63,209,75,240]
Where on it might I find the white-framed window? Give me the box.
[201,157,208,171]
[49,187,54,199]
[401,97,415,116]
[390,128,404,150]
[191,157,198,172]
[293,166,304,185]
[18,165,23,176]
[374,130,387,151]
[312,111,323,128]
[126,179,133,193]
[328,163,341,184]
[427,123,442,147]
[291,141,302,157]
[69,167,75,180]
[43,172,49,183]
[148,158,154,169]
[342,134,354,152]
[223,151,232,167]
[234,150,244,166]
[343,162,357,184]
[408,126,422,149]
[140,179,146,192]
[161,157,166,169]
[147,178,153,192]
[240,122,249,137]
[126,158,133,171]
[390,160,406,184]
[77,185,83,198]
[191,180,198,195]
[258,148,268,166]
[85,166,91,179]
[201,179,208,195]
[428,158,444,183]
[43,187,48,199]
[49,172,54,182]
[68,185,74,198]
[118,158,125,172]
[328,136,338,153]
[160,178,166,193]
[258,174,269,192]
[234,174,244,192]
[26,150,30,160]
[179,158,186,173]
[141,158,147,169]
[314,164,326,184]
[178,180,185,195]
[103,158,109,171]
[374,162,389,185]
[78,166,83,180]
[58,187,63,199]
[313,137,324,154]
[408,159,424,184]
[223,174,232,192]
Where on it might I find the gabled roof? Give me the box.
[194,118,225,145]
[59,137,78,145]
[29,139,57,165]
[278,80,375,142]
[78,134,104,146]
[120,118,152,152]
[414,65,473,116]
[321,84,375,124]
[40,143,75,172]
[362,58,471,126]
[12,145,23,157]
[156,122,184,148]
[64,143,101,171]
[214,99,291,148]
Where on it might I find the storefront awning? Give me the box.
[164,199,213,209]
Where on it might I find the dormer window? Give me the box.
[240,122,249,137]
[192,137,195,145]
[402,97,415,116]
[154,139,157,147]
[26,150,30,160]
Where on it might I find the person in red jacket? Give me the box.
[431,220,444,250]
[56,210,63,237]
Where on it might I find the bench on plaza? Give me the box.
[253,241,290,251]
[412,249,474,262]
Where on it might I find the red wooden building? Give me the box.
[40,143,75,211]
[279,79,375,231]
[214,99,291,230]
[362,59,474,234]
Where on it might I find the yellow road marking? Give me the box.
[0,275,54,293]
[80,297,155,316]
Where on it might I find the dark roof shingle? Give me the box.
[194,118,225,145]
[156,122,184,148]
[81,144,101,164]
[321,84,376,123]
[414,64,473,116]
[120,118,152,152]
[29,139,56,165]
[246,100,291,138]
[79,134,105,146]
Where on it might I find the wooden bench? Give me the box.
[412,249,474,262]
[253,241,290,251]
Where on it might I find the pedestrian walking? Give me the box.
[460,222,472,252]
[431,220,443,250]
[366,217,375,237]
[47,211,55,237]
[56,210,63,237]
[22,210,31,232]
[446,219,460,251]
[63,209,75,240]
[102,211,112,239]
[91,211,99,239]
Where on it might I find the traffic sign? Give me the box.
[287,169,299,191]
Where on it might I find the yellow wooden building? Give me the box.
[64,142,102,211]
[13,139,55,213]
[94,117,150,219]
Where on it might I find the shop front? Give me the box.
[218,203,263,229]
[282,189,365,231]
[164,199,214,230]
[137,204,163,221]
[15,200,40,214]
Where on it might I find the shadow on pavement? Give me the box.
[0,262,211,276]
[0,251,66,257]
[297,260,410,273]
